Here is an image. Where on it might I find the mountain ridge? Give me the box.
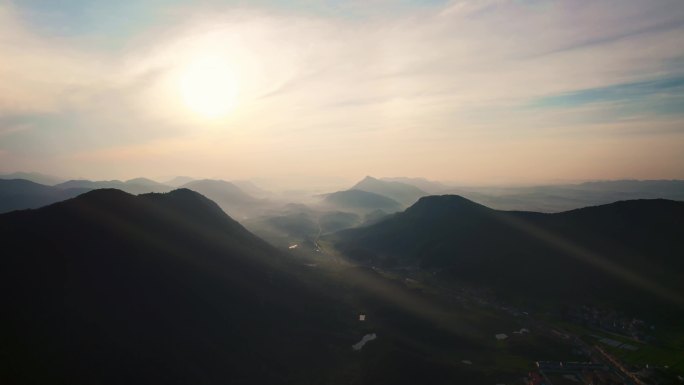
[351,176,428,206]
[331,194,684,321]
[0,187,350,384]
[323,188,403,212]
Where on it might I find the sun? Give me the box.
[178,56,239,119]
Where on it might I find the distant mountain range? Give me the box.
[403,179,684,212]
[2,186,684,383]
[351,176,428,206]
[232,179,273,198]
[163,175,195,186]
[0,177,271,216]
[322,189,403,213]
[339,176,684,212]
[332,195,684,321]
[380,177,451,194]
[180,179,265,218]
[56,178,173,195]
[0,179,90,214]
[0,172,64,185]
[4,172,683,214]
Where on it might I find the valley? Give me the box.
[1,175,683,384]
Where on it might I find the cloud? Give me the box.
[1,0,683,181]
[0,5,116,114]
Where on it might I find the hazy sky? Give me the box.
[1,0,683,185]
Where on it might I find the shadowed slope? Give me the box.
[332,195,684,320]
[0,189,348,385]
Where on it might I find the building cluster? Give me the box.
[527,361,624,385]
[565,306,650,341]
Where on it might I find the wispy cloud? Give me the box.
[1,0,683,182]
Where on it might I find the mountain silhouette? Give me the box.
[56,178,172,195]
[0,189,350,385]
[381,177,451,194]
[323,188,402,212]
[352,176,428,206]
[232,179,273,199]
[0,179,90,213]
[180,179,263,218]
[332,195,684,321]
[164,175,195,186]
[0,171,63,185]
[443,179,684,212]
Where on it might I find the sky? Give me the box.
[0,0,683,187]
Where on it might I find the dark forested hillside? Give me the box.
[0,189,350,385]
[332,195,684,321]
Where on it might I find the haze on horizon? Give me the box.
[1,0,683,186]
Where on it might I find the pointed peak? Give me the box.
[355,175,379,185]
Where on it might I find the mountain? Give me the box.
[0,189,352,385]
[180,179,262,218]
[0,171,63,185]
[381,177,451,194]
[163,175,195,187]
[0,179,89,213]
[232,179,272,199]
[361,209,390,226]
[243,202,363,248]
[2,190,649,383]
[320,211,361,232]
[578,179,684,197]
[332,195,684,321]
[56,178,172,195]
[444,179,684,212]
[323,189,402,213]
[352,176,428,206]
